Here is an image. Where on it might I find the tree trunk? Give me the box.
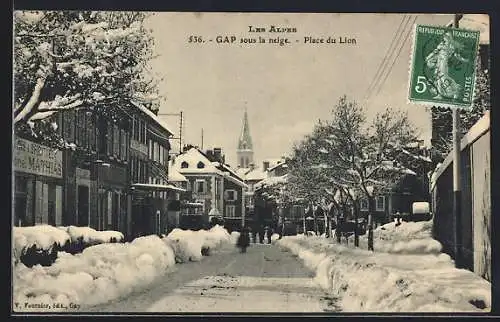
[367,196,375,251]
[336,211,341,243]
[324,207,328,237]
[353,200,360,247]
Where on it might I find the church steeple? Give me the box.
[237,107,254,168]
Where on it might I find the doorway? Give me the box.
[77,185,89,226]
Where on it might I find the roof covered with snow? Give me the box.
[255,174,288,190]
[173,148,247,187]
[167,162,188,182]
[130,100,176,137]
[244,167,268,181]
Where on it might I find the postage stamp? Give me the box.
[408,24,480,110]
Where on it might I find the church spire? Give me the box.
[237,107,254,168]
[238,107,253,150]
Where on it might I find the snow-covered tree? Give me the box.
[285,96,420,250]
[13,11,160,146]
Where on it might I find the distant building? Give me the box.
[236,108,254,169]
[172,146,247,231]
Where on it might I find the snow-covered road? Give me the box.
[82,243,339,313]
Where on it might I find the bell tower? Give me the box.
[237,107,254,168]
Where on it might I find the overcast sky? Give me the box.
[146,13,454,168]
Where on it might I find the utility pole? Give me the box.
[452,14,463,269]
[201,128,204,150]
[157,111,183,154]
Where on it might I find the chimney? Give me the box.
[206,149,214,161]
[213,148,222,163]
[249,163,255,170]
[182,145,190,153]
[263,161,270,171]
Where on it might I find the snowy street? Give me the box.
[82,243,338,313]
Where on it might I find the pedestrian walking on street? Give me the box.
[237,226,250,253]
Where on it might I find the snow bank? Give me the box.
[349,220,442,255]
[13,235,176,312]
[277,221,491,312]
[230,231,241,245]
[59,226,124,244]
[13,226,71,264]
[165,225,231,263]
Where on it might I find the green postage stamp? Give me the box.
[408,24,480,110]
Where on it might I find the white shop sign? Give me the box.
[14,138,63,178]
[76,168,91,181]
[130,139,148,155]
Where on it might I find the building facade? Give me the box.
[173,146,247,231]
[13,100,179,240]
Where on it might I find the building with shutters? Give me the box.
[13,100,180,240]
[172,146,247,231]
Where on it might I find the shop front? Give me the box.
[13,137,64,227]
[130,183,185,237]
[95,164,129,234]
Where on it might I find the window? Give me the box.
[149,139,153,159]
[130,157,135,182]
[224,189,237,201]
[106,121,113,155]
[64,110,75,142]
[181,161,189,168]
[113,124,119,157]
[120,129,125,159]
[195,199,205,214]
[376,196,385,211]
[14,176,28,226]
[163,147,169,166]
[225,205,236,218]
[360,199,369,211]
[195,179,206,194]
[197,161,205,169]
[159,145,164,165]
[47,184,56,226]
[123,131,129,160]
[86,113,94,150]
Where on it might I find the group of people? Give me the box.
[236,226,275,253]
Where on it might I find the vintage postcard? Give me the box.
[12,11,491,314]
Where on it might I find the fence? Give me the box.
[430,111,491,281]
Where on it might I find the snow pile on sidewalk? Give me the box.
[230,231,241,244]
[13,226,71,264]
[165,225,231,263]
[13,235,176,311]
[349,220,442,255]
[58,226,124,244]
[277,220,491,312]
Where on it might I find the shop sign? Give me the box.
[130,139,148,155]
[14,138,62,178]
[76,168,91,181]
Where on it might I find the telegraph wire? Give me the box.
[373,15,418,97]
[364,14,409,101]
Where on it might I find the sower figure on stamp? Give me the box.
[425,31,469,100]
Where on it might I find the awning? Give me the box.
[131,183,186,192]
